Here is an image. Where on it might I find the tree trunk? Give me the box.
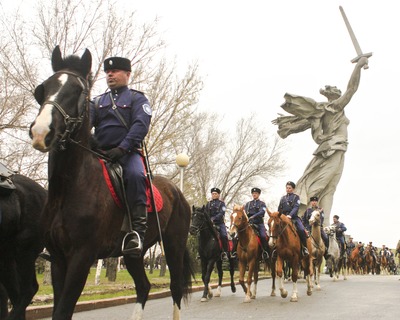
[95,259,103,285]
[42,261,52,285]
[105,258,118,282]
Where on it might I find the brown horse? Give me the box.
[29,46,193,320]
[349,243,363,274]
[379,250,389,275]
[308,210,325,290]
[229,204,268,302]
[267,210,313,302]
[364,246,375,275]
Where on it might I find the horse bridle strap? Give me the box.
[44,70,89,150]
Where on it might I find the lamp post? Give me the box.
[176,153,190,192]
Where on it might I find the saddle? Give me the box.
[99,159,163,213]
[0,162,16,195]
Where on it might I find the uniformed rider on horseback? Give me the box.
[331,215,347,258]
[302,196,329,259]
[278,181,309,257]
[244,187,270,262]
[205,187,230,261]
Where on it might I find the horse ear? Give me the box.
[34,84,45,105]
[51,45,64,72]
[266,208,272,217]
[80,48,92,77]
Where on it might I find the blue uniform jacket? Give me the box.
[278,193,300,218]
[90,86,151,151]
[206,199,226,225]
[245,199,266,225]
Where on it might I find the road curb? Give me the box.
[26,277,269,319]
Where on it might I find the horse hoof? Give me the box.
[244,296,251,303]
[307,290,312,296]
[200,297,208,302]
[281,292,288,299]
[270,292,276,297]
[251,295,256,300]
[214,292,220,298]
[231,286,236,293]
[316,285,321,291]
[290,297,298,302]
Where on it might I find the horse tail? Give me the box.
[182,247,195,304]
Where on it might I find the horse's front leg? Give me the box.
[290,260,299,302]
[214,260,223,297]
[52,250,95,320]
[276,257,288,299]
[238,260,247,296]
[244,261,254,303]
[229,257,236,293]
[200,259,214,302]
[270,257,276,297]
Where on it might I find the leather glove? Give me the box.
[106,147,126,162]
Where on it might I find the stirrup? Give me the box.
[122,231,142,257]
[302,246,309,257]
[262,250,269,261]
[221,252,229,261]
[230,251,237,259]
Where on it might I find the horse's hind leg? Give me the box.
[124,256,150,319]
[229,258,236,293]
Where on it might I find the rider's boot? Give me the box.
[301,237,309,257]
[221,236,229,261]
[122,205,147,257]
[261,237,270,261]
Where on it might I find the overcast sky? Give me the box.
[130,0,400,248]
[3,0,399,248]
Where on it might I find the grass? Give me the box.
[32,267,252,306]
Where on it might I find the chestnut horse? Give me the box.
[348,243,363,274]
[29,46,193,320]
[267,210,313,302]
[308,210,325,290]
[229,204,272,302]
[364,246,375,275]
[189,205,236,301]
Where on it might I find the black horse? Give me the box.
[0,173,47,320]
[29,46,193,320]
[189,205,236,301]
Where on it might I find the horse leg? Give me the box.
[199,259,214,301]
[290,261,299,302]
[244,262,254,303]
[238,261,247,296]
[8,254,39,320]
[251,259,259,300]
[270,258,276,297]
[276,258,288,299]
[214,260,223,297]
[52,251,95,320]
[229,258,236,293]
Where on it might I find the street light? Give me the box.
[176,153,190,192]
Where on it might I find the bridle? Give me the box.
[231,209,249,233]
[190,211,209,235]
[42,70,89,150]
[269,216,290,240]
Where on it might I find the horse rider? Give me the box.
[346,236,356,256]
[205,187,230,261]
[367,241,378,263]
[90,57,152,257]
[244,187,270,261]
[331,215,347,257]
[277,181,309,257]
[302,196,329,258]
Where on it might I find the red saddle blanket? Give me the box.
[99,159,163,213]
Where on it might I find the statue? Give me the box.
[272,6,371,223]
[272,57,369,222]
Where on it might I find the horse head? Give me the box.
[189,205,209,235]
[267,210,290,248]
[309,209,321,226]
[229,204,247,236]
[30,45,92,152]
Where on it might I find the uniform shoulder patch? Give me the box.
[142,104,152,116]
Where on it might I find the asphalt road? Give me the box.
[41,274,399,319]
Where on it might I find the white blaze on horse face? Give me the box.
[31,74,68,151]
[230,212,238,233]
[268,220,276,247]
